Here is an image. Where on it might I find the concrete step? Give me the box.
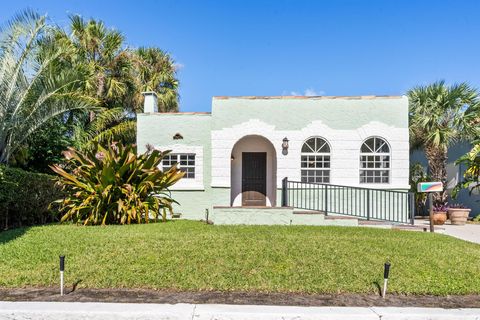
[358,220,430,231]
[293,210,325,215]
[325,215,358,220]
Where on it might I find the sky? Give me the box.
[2,0,480,112]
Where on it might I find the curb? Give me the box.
[0,302,479,320]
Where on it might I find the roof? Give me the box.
[213,95,404,100]
[142,112,211,115]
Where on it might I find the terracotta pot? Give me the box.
[433,211,447,225]
[448,208,471,225]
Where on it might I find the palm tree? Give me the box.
[73,107,135,151]
[58,17,179,149]
[132,47,179,112]
[408,81,479,203]
[66,15,133,110]
[0,10,97,164]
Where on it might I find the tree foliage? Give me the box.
[0,10,98,164]
[0,11,180,169]
[54,16,179,151]
[408,81,480,202]
[50,143,184,225]
[454,140,480,197]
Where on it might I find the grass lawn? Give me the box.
[0,220,479,295]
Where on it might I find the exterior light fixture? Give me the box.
[282,137,289,150]
[231,154,235,161]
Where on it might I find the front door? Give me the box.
[242,152,267,206]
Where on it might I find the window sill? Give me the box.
[169,183,205,191]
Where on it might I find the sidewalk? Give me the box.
[415,219,480,244]
[0,302,479,320]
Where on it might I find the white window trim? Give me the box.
[163,153,196,179]
[156,144,204,191]
[359,137,391,184]
[300,137,331,184]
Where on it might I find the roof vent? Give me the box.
[173,133,183,140]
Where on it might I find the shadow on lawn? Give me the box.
[0,227,29,245]
[373,281,382,297]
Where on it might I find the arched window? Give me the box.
[360,137,390,184]
[301,137,331,183]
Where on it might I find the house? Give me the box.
[137,92,412,225]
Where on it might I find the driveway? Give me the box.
[415,219,480,244]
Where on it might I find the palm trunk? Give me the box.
[425,144,448,204]
[0,147,10,164]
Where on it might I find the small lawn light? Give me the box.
[382,261,391,298]
[59,255,65,296]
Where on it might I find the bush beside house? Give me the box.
[0,165,61,229]
[51,143,184,225]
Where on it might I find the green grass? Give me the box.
[1,220,479,295]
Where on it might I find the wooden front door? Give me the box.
[242,152,267,206]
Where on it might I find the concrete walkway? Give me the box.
[415,219,480,244]
[0,302,479,320]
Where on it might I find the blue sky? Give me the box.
[2,1,480,112]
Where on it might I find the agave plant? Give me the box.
[50,143,184,225]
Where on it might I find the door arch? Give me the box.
[230,135,277,206]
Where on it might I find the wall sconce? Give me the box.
[231,154,235,161]
[282,137,289,155]
[282,137,289,149]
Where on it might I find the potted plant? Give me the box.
[448,204,471,225]
[432,203,448,225]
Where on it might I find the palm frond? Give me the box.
[0,10,98,164]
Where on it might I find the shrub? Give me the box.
[50,143,184,225]
[454,140,480,197]
[0,165,60,229]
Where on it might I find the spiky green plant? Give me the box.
[50,143,184,225]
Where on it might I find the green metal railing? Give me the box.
[282,178,414,224]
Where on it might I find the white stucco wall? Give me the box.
[211,119,409,190]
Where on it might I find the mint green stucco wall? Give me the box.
[137,113,215,218]
[211,97,408,131]
[137,113,212,154]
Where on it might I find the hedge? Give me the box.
[0,165,61,229]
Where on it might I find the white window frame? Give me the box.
[359,137,390,184]
[156,145,204,190]
[163,153,196,179]
[300,137,331,184]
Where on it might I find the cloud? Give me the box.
[283,88,325,96]
[304,88,324,96]
[173,62,185,71]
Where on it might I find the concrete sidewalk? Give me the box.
[415,219,480,244]
[0,302,479,320]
